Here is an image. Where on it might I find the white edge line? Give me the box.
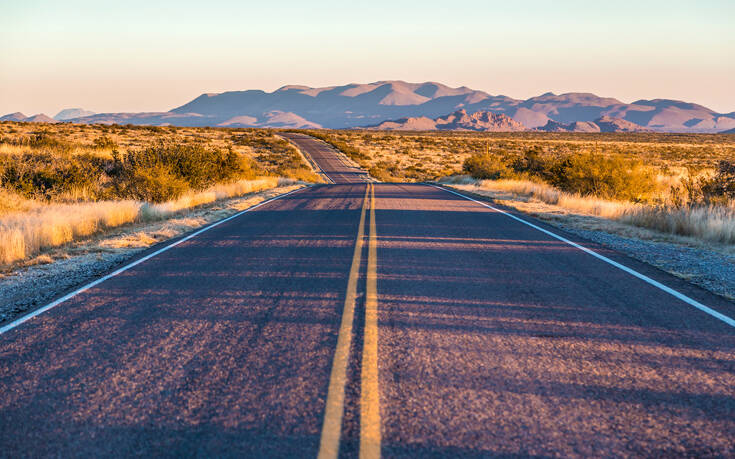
[430,184,735,328]
[0,186,307,336]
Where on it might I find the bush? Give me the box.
[0,142,261,203]
[462,152,513,180]
[700,160,735,204]
[463,150,657,202]
[110,143,259,202]
[0,152,106,200]
[124,163,189,202]
[93,135,118,150]
[547,153,655,201]
[510,147,551,178]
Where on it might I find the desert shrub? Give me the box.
[546,153,655,201]
[463,150,656,202]
[93,135,118,150]
[0,131,71,152]
[110,143,259,202]
[367,160,402,182]
[122,162,189,202]
[699,160,735,204]
[462,152,513,180]
[510,147,552,178]
[0,152,106,200]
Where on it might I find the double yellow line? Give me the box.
[318,183,381,459]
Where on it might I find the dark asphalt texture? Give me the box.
[280,133,371,184]
[1,135,734,457]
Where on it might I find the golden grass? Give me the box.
[621,204,735,244]
[444,176,636,218]
[0,189,40,214]
[0,177,288,265]
[445,176,735,244]
[0,142,112,158]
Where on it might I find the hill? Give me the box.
[23,114,59,123]
[0,112,27,122]
[537,116,649,133]
[368,109,526,131]
[1,112,60,123]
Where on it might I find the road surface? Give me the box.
[280,133,371,184]
[1,134,734,457]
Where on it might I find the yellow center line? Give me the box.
[360,183,381,459]
[318,184,370,459]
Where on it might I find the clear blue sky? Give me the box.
[1,0,733,115]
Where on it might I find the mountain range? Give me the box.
[0,112,59,123]
[2,81,734,132]
[0,109,96,123]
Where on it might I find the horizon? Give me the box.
[1,0,734,116]
[6,80,735,119]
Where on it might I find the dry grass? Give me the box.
[0,177,288,265]
[445,177,735,244]
[444,176,636,219]
[302,130,735,182]
[621,204,735,244]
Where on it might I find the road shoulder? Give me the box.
[436,182,735,312]
[0,184,305,326]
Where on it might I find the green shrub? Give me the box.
[0,152,105,200]
[108,143,259,201]
[510,147,551,178]
[123,163,189,202]
[700,160,735,204]
[462,149,656,202]
[547,153,655,201]
[462,152,513,180]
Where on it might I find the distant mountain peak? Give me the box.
[54,108,95,121]
[23,114,59,123]
[0,112,27,121]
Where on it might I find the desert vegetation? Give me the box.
[456,148,735,243]
[305,129,735,244]
[0,122,319,265]
[302,130,735,182]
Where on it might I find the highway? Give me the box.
[1,134,734,457]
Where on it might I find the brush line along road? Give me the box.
[1,133,734,457]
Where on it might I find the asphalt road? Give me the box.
[280,133,372,184]
[1,134,734,457]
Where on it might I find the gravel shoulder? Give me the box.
[446,183,735,301]
[0,184,304,325]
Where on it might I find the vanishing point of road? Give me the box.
[1,132,734,457]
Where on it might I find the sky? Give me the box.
[1,0,734,116]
